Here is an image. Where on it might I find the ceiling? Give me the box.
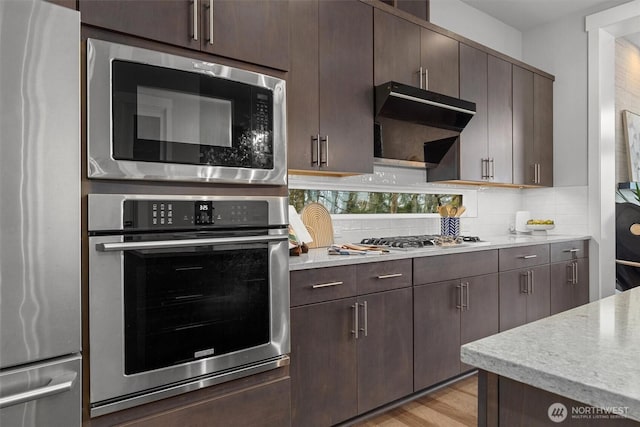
[458,0,632,32]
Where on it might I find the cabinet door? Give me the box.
[459,44,488,181]
[421,28,459,98]
[202,0,289,71]
[499,269,529,331]
[513,66,535,185]
[318,0,374,174]
[414,280,461,390]
[526,264,551,323]
[461,273,499,345]
[79,1,200,51]
[534,74,554,186]
[288,0,320,171]
[461,274,499,372]
[550,258,589,315]
[487,55,513,183]
[290,299,357,427]
[357,288,413,414]
[373,9,421,86]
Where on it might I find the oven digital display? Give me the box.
[194,201,214,225]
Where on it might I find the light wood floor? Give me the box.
[353,374,478,427]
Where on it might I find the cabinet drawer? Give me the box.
[357,259,412,295]
[499,245,549,271]
[413,250,498,284]
[290,266,357,307]
[550,240,588,262]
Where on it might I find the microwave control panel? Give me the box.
[123,200,269,230]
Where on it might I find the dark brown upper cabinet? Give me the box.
[513,66,554,186]
[79,0,290,71]
[534,74,554,186]
[374,9,458,97]
[288,0,374,175]
[459,44,512,183]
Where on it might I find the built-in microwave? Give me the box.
[86,38,286,185]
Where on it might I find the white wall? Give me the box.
[522,11,591,187]
[429,0,522,59]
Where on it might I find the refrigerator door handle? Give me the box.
[0,372,77,409]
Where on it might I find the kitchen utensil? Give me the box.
[300,202,335,248]
[515,211,531,233]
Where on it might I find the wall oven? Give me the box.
[88,194,289,417]
[86,38,286,185]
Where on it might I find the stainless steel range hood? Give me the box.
[375,81,476,132]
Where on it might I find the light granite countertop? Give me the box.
[461,288,640,422]
[289,234,591,271]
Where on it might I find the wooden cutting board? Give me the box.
[300,202,334,248]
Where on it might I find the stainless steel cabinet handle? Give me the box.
[481,158,487,179]
[563,248,581,253]
[520,254,538,259]
[311,135,319,166]
[573,261,579,285]
[352,303,359,339]
[0,372,77,409]
[207,0,214,44]
[566,263,575,284]
[490,158,495,179]
[529,270,534,294]
[464,282,470,311]
[377,273,403,279]
[320,135,329,167]
[96,235,287,252]
[192,0,198,41]
[418,66,424,89]
[312,281,343,289]
[456,283,464,310]
[360,301,368,337]
[424,68,429,90]
[521,271,529,294]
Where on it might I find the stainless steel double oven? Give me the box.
[88,194,289,416]
[85,38,290,417]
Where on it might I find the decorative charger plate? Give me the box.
[300,202,334,248]
[526,224,555,231]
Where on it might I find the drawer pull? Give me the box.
[377,273,403,279]
[312,281,343,289]
[563,248,580,253]
[520,254,538,259]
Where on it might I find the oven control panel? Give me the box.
[123,200,269,230]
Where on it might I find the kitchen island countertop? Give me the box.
[289,234,590,271]
[461,286,640,422]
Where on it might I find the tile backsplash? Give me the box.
[289,165,589,243]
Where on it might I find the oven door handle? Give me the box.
[96,235,287,252]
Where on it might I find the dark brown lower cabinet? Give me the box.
[499,265,550,331]
[290,287,413,426]
[550,258,589,314]
[357,288,413,414]
[86,368,291,427]
[489,374,639,427]
[290,298,358,427]
[414,273,499,390]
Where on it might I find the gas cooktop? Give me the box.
[359,234,481,249]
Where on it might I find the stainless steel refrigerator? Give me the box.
[0,1,81,426]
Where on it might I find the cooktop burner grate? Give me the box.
[359,235,481,249]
